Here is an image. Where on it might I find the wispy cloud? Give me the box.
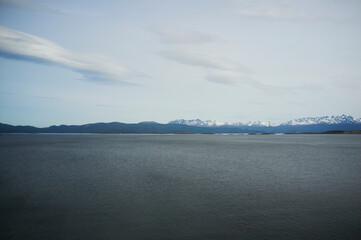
[247,101,267,106]
[155,37,322,92]
[157,49,249,73]
[157,48,278,90]
[206,71,240,85]
[150,26,216,44]
[290,102,307,106]
[96,104,124,108]
[157,48,322,92]
[0,90,63,101]
[207,70,323,93]
[221,0,361,22]
[205,70,288,92]
[331,75,361,89]
[237,2,311,21]
[0,0,102,16]
[0,0,64,14]
[218,0,311,20]
[238,8,309,21]
[0,26,139,84]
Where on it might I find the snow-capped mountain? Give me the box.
[244,121,277,127]
[168,119,276,127]
[169,115,361,127]
[280,115,361,126]
[169,119,240,127]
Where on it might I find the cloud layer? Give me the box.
[157,47,321,93]
[0,26,136,84]
[157,48,261,87]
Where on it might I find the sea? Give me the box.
[1,134,361,240]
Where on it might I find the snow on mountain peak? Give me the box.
[169,119,232,127]
[281,115,361,126]
[169,115,361,127]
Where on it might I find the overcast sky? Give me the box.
[0,0,360,127]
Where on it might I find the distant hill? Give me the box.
[0,122,234,134]
[1,115,361,134]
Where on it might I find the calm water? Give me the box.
[1,134,361,240]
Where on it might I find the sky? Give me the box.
[0,0,360,127]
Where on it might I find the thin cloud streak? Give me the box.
[157,48,281,90]
[0,0,100,16]
[331,75,361,89]
[0,0,65,14]
[96,104,124,108]
[157,47,322,93]
[206,70,242,85]
[150,26,216,44]
[206,70,323,94]
[157,49,250,72]
[220,0,312,20]
[0,26,138,84]
[221,0,361,23]
[0,90,63,101]
[206,70,286,92]
[157,48,284,91]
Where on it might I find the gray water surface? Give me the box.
[1,134,361,240]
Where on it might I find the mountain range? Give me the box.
[1,115,361,134]
[169,115,361,127]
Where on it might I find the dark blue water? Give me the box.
[1,134,361,239]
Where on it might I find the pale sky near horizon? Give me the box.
[0,0,360,127]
